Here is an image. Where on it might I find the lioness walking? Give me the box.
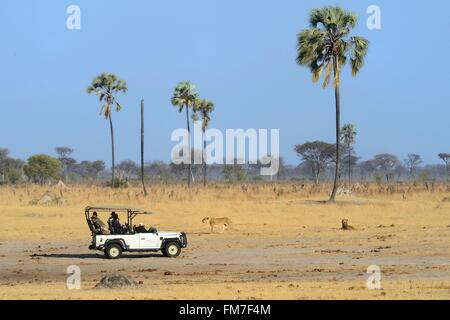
[202,217,233,233]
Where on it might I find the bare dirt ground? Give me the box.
[0,184,449,299]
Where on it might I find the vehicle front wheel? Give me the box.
[163,242,181,258]
[105,244,123,259]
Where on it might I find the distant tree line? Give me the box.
[0,146,448,186]
[294,141,448,184]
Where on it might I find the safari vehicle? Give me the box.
[85,205,187,259]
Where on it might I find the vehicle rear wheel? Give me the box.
[105,244,123,259]
[163,242,181,258]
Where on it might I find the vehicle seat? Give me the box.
[87,219,102,235]
[108,219,114,234]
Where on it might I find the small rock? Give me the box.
[95,274,138,289]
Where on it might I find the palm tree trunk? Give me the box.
[109,113,115,188]
[141,99,148,196]
[185,105,191,188]
[348,144,351,187]
[329,55,341,202]
[202,127,206,187]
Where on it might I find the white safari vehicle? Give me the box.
[85,205,187,259]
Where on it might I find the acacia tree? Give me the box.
[171,81,199,188]
[192,98,215,187]
[341,124,357,186]
[73,160,105,181]
[0,148,25,185]
[297,6,369,201]
[87,73,128,187]
[55,147,74,182]
[356,159,376,180]
[117,160,139,179]
[373,153,400,182]
[404,154,423,180]
[294,141,335,185]
[438,153,450,180]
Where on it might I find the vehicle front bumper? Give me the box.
[181,232,188,248]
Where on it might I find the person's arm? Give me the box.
[91,218,100,230]
[98,219,106,228]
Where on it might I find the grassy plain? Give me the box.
[0,183,449,299]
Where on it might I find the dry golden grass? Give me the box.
[3,279,450,300]
[0,182,449,300]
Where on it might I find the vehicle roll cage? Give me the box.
[85,205,152,234]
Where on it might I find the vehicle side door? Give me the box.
[121,234,140,250]
[138,232,161,249]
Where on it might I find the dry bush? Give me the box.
[0,181,448,207]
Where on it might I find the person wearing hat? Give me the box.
[108,212,125,234]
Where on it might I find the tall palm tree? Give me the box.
[171,81,199,188]
[141,99,148,196]
[341,123,357,187]
[297,6,369,202]
[193,98,215,187]
[87,73,128,187]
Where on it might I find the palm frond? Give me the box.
[87,72,127,118]
[192,98,215,130]
[311,63,324,83]
[310,6,357,32]
[297,6,369,88]
[171,81,199,111]
[296,29,327,66]
[322,61,332,88]
[350,36,370,76]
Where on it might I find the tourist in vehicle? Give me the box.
[108,212,125,234]
[91,212,109,234]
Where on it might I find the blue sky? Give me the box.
[0,0,449,165]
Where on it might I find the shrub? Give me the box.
[106,178,129,188]
[23,154,60,184]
